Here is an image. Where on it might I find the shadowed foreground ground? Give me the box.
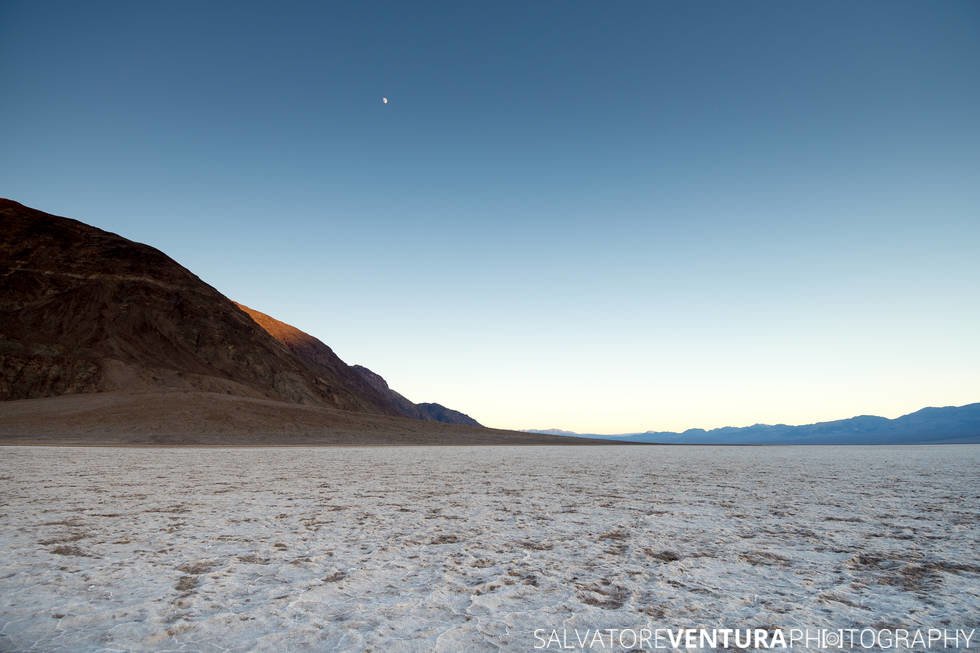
[0,392,611,446]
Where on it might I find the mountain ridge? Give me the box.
[528,403,980,444]
[235,303,480,426]
[0,198,481,430]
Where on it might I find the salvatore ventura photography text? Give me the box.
[532,627,976,650]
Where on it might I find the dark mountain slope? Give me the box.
[0,199,469,421]
[0,199,329,404]
[416,402,481,426]
[235,303,480,426]
[349,364,424,418]
[349,364,480,426]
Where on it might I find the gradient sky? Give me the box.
[2,1,979,433]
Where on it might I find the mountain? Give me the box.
[416,403,480,426]
[0,198,518,442]
[528,403,980,445]
[0,199,331,405]
[347,364,480,426]
[236,303,480,426]
[529,428,580,437]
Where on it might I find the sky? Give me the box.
[2,1,979,433]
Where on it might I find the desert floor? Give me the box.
[1,445,977,651]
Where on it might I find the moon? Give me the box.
[382,97,388,105]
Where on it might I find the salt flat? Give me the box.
[0,445,977,652]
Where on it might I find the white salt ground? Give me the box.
[0,445,977,652]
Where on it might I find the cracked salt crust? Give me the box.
[0,445,977,651]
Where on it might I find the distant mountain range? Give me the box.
[529,403,980,445]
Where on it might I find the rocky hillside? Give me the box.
[236,304,481,426]
[0,199,478,425]
[416,402,481,426]
[348,364,480,426]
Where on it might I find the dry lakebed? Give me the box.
[1,445,977,651]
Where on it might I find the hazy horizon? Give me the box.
[528,401,979,437]
[3,1,979,432]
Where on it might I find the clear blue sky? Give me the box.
[2,1,979,432]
